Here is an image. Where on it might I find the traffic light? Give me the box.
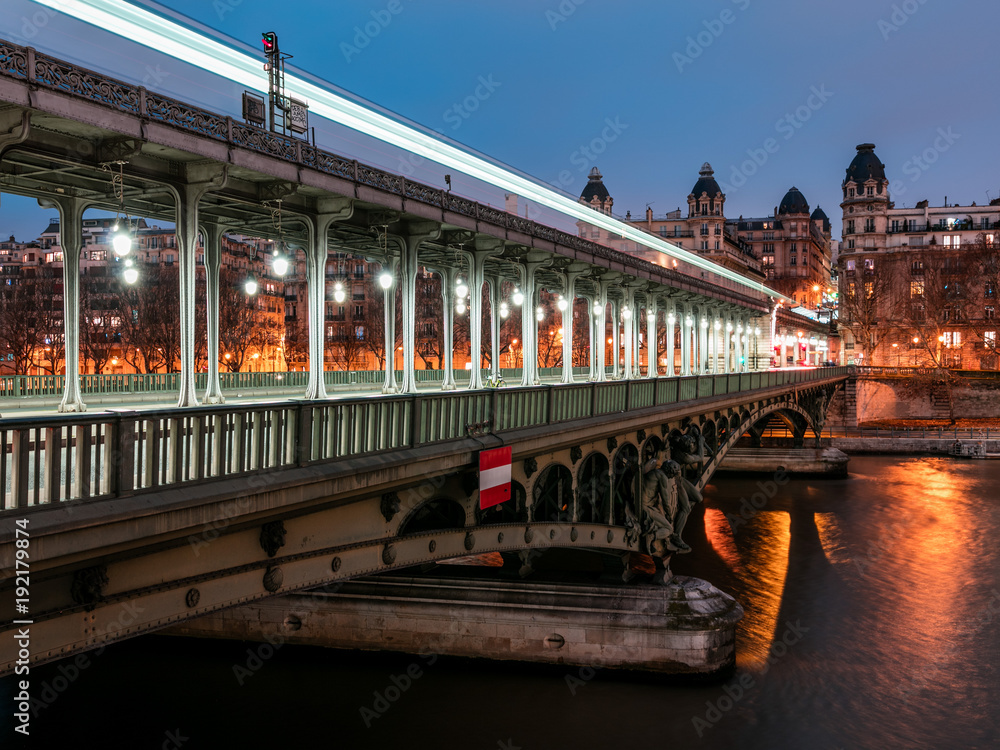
[262,31,278,54]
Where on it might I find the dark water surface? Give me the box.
[3,456,999,749]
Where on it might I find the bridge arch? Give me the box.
[398,497,467,536]
[577,452,611,524]
[696,399,821,491]
[531,463,574,523]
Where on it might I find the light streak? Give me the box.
[31,0,789,299]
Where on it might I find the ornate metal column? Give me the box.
[646,296,658,378]
[622,288,636,380]
[488,275,504,383]
[665,305,676,377]
[201,220,226,404]
[560,266,587,385]
[171,167,227,408]
[44,196,88,413]
[465,242,502,390]
[610,297,621,380]
[699,310,710,375]
[680,307,692,377]
[436,264,457,391]
[584,295,597,381]
[382,259,399,394]
[398,223,440,394]
[518,253,551,387]
[302,198,353,400]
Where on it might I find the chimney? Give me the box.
[505,193,518,214]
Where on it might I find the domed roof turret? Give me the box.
[811,205,831,232]
[691,162,723,198]
[778,187,809,215]
[844,143,887,185]
[580,167,610,203]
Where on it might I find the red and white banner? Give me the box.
[479,446,512,510]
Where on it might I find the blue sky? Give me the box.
[2,0,999,241]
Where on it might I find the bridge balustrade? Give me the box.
[1,368,850,512]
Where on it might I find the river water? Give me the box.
[4,456,1000,749]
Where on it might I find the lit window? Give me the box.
[910,281,924,297]
[986,331,996,348]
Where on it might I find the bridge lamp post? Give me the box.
[244,275,258,296]
[892,342,899,366]
[512,288,524,306]
[557,296,568,312]
[753,326,761,370]
[272,251,289,277]
[684,315,693,376]
[499,301,509,319]
[333,281,346,304]
[699,317,709,374]
[912,336,919,366]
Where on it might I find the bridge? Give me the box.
[0,34,848,675]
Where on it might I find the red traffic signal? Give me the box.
[262,31,278,54]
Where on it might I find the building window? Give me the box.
[864,218,875,233]
[911,260,924,275]
[987,283,996,299]
[849,188,855,198]
[847,240,856,249]
[701,223,709,236]
[867,186,874,196]
[986,331,996,348]
[714,223,721,235]
[763,243,775,253]
[846,259,856,273]
[763,232,774,240]
[746,232,754,240]
[891,220,900,232]
[591,228,600,239]
[846,220,855,234]
[701,241,709,250]
[943,235,961,248]
[910,236,925,247]
[790,243,797,252]
[910,281,924,298]
[864,282,874,298]
[790,257,797,265]
[943,331,962,347]
[658,227,668,237]
[864,258,875,273]
[714,241,720,250]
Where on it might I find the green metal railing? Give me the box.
[0,367,850,512]
[0,367,602,400]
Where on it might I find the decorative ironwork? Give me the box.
[232,122,297,161]
[382,544,397,565]
[380,491,400,522]
[524,457,538,479]
[263,565,283,592]
[34,51,141,114]
[145,92,228,140]
[259,520,287,558]
[331,556,342,572]
[0,43,29,80]
[464,532,476,551]
[185,588,200,608]
[70,565,109,612]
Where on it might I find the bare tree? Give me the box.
[80,269,115,374]
[960,233,1000,369]
[0,275,40,375]
[838,254,903,364]
[115,264,180,373]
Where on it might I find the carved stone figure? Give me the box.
[668,430,707,552]
[640,452,681,558]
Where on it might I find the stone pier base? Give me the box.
[718,447,849,476]
[164,575,743,677]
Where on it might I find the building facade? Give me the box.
[837,143,1000,369]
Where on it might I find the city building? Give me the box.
[837,143,1000,368]
[576,164,763,280]
[729,186,834,309]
